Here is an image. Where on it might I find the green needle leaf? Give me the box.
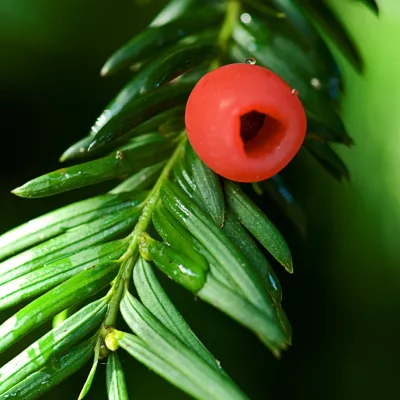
[224,181,293,273]
[110,162,165,194]
[160,181,280,320]
[198,274,288,354]
[298,0,363,71]
[152,203,212,268]
[13,133,173,198]
[221,212,292,341]
[143,235,208,293]
[119,333,213,400]
[305,140,350,181]
[0,261,119,353]
[150,0,197,27]
[78,338,101,400]
[222,211,282,304]
[120,291,248,400]
[270,0,327,44]
[63,106,183,162]
[172,156,199,199]
[0,298,107,394]
[59,135,96,163]
[0,337,95,400]
[259,175,307,239]
[0,239,127,311]
[88,82,194,152]
[106,352,129,400]
[306,120,354,146]
[0,205,139,285]
[153,203,238,292]
[134,257,221,372]
[96,41,216,136]
[0,191,144,261]
[90,75,177,141]
[139,42,217,95]
[101,11,223,76]
[186,144,225,227]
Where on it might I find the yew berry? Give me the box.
[185,63,307,182]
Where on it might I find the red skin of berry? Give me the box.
[185,63,307,182]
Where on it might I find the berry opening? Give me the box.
[239,110,286,157]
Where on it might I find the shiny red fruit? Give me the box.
[185,63,307,182]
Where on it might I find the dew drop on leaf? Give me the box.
[310,77,322,90]
[240,13,252,24]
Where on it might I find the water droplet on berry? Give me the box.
[245,57,257,65]
[291,88,299,96]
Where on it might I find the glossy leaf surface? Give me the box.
[222,211,282,303]
[0,206,138,284]
[186,144,225,227]
[88,82,195,151]
[63,107,183,162]
[119,333,212,400]
[13,134,173,198]
[120,291,247,400]
[0,261,119,352]
[101,11,223,76]
[134,257,221,371]
[224,181,293,272]
[0,338,95,400]
[152,204,210,267]
[144,236,208,293]
[0,239,127,311]
[0,192,143,261]
[160,181,281,319]
[0,298,107,394]
[153,203,238,291]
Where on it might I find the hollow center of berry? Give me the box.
[239,110,285,156]
[240,111,266,143]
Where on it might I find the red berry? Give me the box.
[185,63,307,182]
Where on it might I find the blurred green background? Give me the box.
[0,0,399,399]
